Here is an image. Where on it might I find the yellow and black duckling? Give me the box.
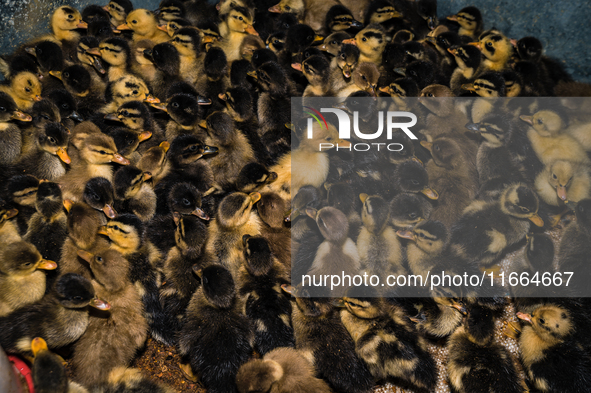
[178,264,254,392]
[82,177,117,220]
[92,37,132,82]
[205,191,262,275]
[23,181,67,264]
[389,192,432,229]
[345,24,387,65]
[217,6,259,62]
[238,235,294,354]
[535,160,590,208]
[0,71,42,111]
[104,0,133,28]
[157,16,192,38]
[0,241,57,317]
[447,303,524,393]
[72,247,148,387]
[324,4,363,35]
[156,0,186,25]
[448,44,482,96]
[236,346,332,393]
[339,289,437,392]
[282,284,374,393]
[268,0,340,33]
[113,166,156,221]
[517,303,591,393]
[357,193,405,277]
[14,121,70,181]
[31,337,87,393]
[0,273,109,355]
[446,6,483,39]
[41,6,88,45]
[105,100,165,149]
[256,192,290,267]
[100,74,156,115]
[170,27,204,85]
[116,9,170,44]
[473,29,513,72]
[461,71,506,97]
[410,296,465,339]
[158,91,212,141]
[294,54,331,97]
[0,92,30,166]
[450,184,544,267]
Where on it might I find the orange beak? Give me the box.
[4,208,18,219]
[86,48,102,57]
[31,337,49,357]
[218,93,227,101]
[37,259,58,270]
[159,141,170,152]
[102,204,117,219]
[56,147,71,164]
[519,115,533,125]
[111,153,130,165]
[144,95,160,104]
[77,249,94,263]
[97,225,109,236]
[90,297,111,310]
[342,38,356,46]
[528,214,544,227]
[245,25,258,36]
[34,95,43,102]
[280,284,296,295]
[150,102,168,112]
[421,187,439,200]
[268,4,281,13]
[63,200,73,213]
[378,86,390,94]
[12,110,32,121]
[249,192,261,204]
[77,21,88,29]
[420,141,433,151]
[447,15,458,22]
[468,41,482,50]
[157,24,169,32]
[516,312,532,323]
[291,62,302,71]
[461,83,476,92]
[396,230,416,241]
[447,47,458,55]
[138,131,153,142]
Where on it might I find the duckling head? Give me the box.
[168,134,218,166]
[418,84,454,116]
[7,175,40,207]
[38,122,71,164]
[394,161,438,199]
[466,113,511,146]
[31,337,68,393]
[352,62,379,96]
[166,93,201,127]
[464,304,495,345]
[118,9,159,36]
[420,137,463,170]
[448,44,481,71]
[325,5,362,33]
[224,6,257,35]
[98,213,144,254]
[396,219,448,255]
[239,35,265,62]
[83,177,117,219]
[390,193,432,228]
[76,133,129,165]
[221,87,254,122]
[319,31,351,56]
[161,17,191,37]
[76,36,106,75]
[519,109,566,136]
[11,71,42,104]
[35,181,63,220]
[65,202,103,249]
[500,184,543,226]
[401,60,438,90]
[201,111,236,145]
[546,160,578,203]
[97,37,131,67]
[360,194,390,234]
[145,42,180,76]
[110,128,147,158]
[54,273,110,310]
[475,29,513,65]
[364,0,401,25]
[157,0,186,23]
[284,24,318,55]
[168,182,209,220]
[515,36,543,63]
[203,47,228,82]
[88,17,116,40]
[268,0,305,20]
[243,235,275,276]
[288,185,322,222]
[447,6,482,36]
[217,192,260,228]
[45,89,82,122]
[297,54,330,88]
[138,141,169,178]
[307,206,349,244]
[401,41,430,63]
[51,6,87,38]
[518,305,573,343]
[462,71,506,97]
[0,241,57,277]
[250,48,278,69]
[53,65,92,99]
[385,133,416,164]
[76,248,129,293]
[31,99,61,129]
[336,43,359,78]
[109,100,155,131]
[266,31,286,53]
[28,41,64,73]
[104,0,133,26]
[236,357,284,393]
[195,264,236,309]
[173,214,208,257]
[283,284,333,316]
[351,24,387,59]
[342,287,384,319]
[106,75,153,107]
[171,27,202,58]
[0,92,31,123]
[257,192,286,228]
[380,78,419,102]
[427,31,461,57]
[251,61,290,96]
[113,166,151,200]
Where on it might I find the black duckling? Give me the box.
[113,166,156,221]
[324,5,363,35]
[104,0,134,28]
[389,192,432,229]
[256,192,290,267]
[0,273,109,355]
[83,177,117,220]
[236,347,332,393]
[50,66,103,120]
[233,163,278,194]
[425,31,462,79]
[448,44,482,96]
[31,337,86,393]
[282,284,374,393]
[295,54,331,97]
[25,40,64,92]
[72,247,148,387]
[450,184,544,267]
[0,241,57,317]
[0,71,43,111]
[0,92,31,166]
[23,181,67,264]
[238,235,294,355]
[461,71,506,97]
[447,304,524,393]
[399,60,445,90]
[0,52,41,81]
[44,89,83,127]
[178,264,254,393]
[266,31,287,54]
[4,174,40,235]
[340,289,437,391]
[143,42,183,101]
[319,31,351,56]
[392,160,439,201]
[446,6,483,39]
[14,122,70,181]
[108,127,152,164]
[158,92,211,141]
[357,193,405,277]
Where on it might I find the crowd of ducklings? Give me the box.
[0,0,590,392]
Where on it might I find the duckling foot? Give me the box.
[179,362,198,382]
[503,320,522,339]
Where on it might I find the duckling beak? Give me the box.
[192,207,210,220]
[104,113,122,122]
[281,284,295,296]
[34,95,42,102]
[246,70,257,79]
[90,297,111,310]
[510,38,518,47]
[447,15,458,22]
[77,250,93,263]
[150,102,168,112]
[519,115,533,125]
[37,259,58,270]
[97,225,109,236]
[425,36,436,44]
[350,20,364,29]
[77,21,88,29]
[268,4,281,13]
[63,200,73,213]
[103,204,117,219]
[138,131,153,142]
[193,266,203,278]
[157,24,168,32]
[461,83,475,91]
[203,145,218,155]
[86,47,102,57]
[421,187,439,200]
[342,38,356,46]
[285,208,296,222]
[111,153,130,165]
[198,120,208,129]
[396,229,416,241]
[144,95,160,104]
[378,86,390,94]
[427,16,437,30]
[465,122,480,132]
[25,47,37,56]
[368,85,377,98]
[447,47,458,55]
[313,35,324,42]
[359,193,368,203]
[197,96,212,105]
[48,71,62,81]
[451,302,467,315]
[393,67,406,77]
[69,111,84,122]
[11,110,32,121]
[159,141,170,152]
[116,23,132,30]
[468,41,482,50]
[142,172,152,181]
[411,156,423,165]
[4,208,18,219]
[92,57,106,74]
[218,93,227,101]
[342,66,352,78]
[305,207,318,219]
[420,141,433,151]
[56,147,71,164]
[249,192,261,204]
[242,234,251,247]
[528,214,544,227]
[332,298,347,307]
[291,62,302,71]
[337,139,352,148]
[102,5,110,12]
[245,25,259,36]
[202,36,215,44]
[31,337,49,357]
[516,312,532,324]
[557,186,568,201]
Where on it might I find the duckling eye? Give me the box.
[537,119,543,125]
[25,87,31,93]
[62,104,69,109]
[172,102,179,108]
[362,75,367,80]
[284,5,291,11]
[64,72,70,78]
[73,296,84,301]
[48,136,57,144]
[121,110,129,116]
[539,318,545,324]
[0,107,5,111]
[98,150,107,155]
[362,37,367,42]
[132,90,139,95]
[132,20,138,24]
[96,256,103,263]
[520,206,530,212]
[486,42,492,48]
[340,53,346,59]
[92,192,100,200]
[409,212,417,219]
[427,93,434,97]
[239,16,244,21]
[552,173,557,180]
[330,40,337,45]
[411,179,419,185]
[326,137,333,142]
[23,262,32,267]
[113,225,120,231]
[68,14,74,19]
[183,198,190,206]
[174,37,181,43]
[418,232,425,238]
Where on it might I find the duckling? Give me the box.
[104,0,133,28]
[319,31,351,56]
[206,192,262,275]
[4,174,40,235]
[474,29,513,72]
[0,204,20,246]
[362,0,401,25]
[137,141,171,186]
[558,199,591,294]
[113,166,156,221]
[268,0,341,34]
[0,71,42,111]
[379,77,420,111]
[236,347,332,393]
[217,7,259,62]
[238,235,294,354]
[256,192,291,267]
[295,55,331,97]
[324,5,363,35]
[411,296,465,339]
[357,194,405,277]
[345,24,387,65]
[461,71,506,97]
[447,304,523,393]
[328,43,359,94]
[391,160,439,201]
[158,17,192,38]
[41,6,88,45]
[101,74,155,114]
[31,337,87,393]
[282,284,374,393]
[0,52,42,81]
[0,92,30,166]
[143,42,184,102]
[194,48,229,113]
[105,100,164,152]
[116,9,170,44]
[23,181,67,264]
[87,14,116,42]
[75,36,108,80]
[389,192,432,229]
[0,241,57,317]
[517,304,591,393]
[14,122,70,181]
[156,0,186,24]
[448,44,482,96]
[170,27,204,85]
[178,264,253,393]
[340,290,437,391]
[535,160,591,208]
[72,247,148,387]
[159,92,211,141]
[93,37,132,83]
[425,31,462,79]
[0,273,109,355]
[83,177,117,220]
[446,6,483,39]
[336,61,379,97]
[450,184,544,267]
[25,41,65,92]
[399,60,445,90]
[108,127,152,164]
[44,89,84,127]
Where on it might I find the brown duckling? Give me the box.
[137,141,171,186]
[0,204,20,246]
[328,43,359,94]
[336,61,379,97]
[113,166,156,221]
[4,174,40,236]
[72,247,148,387]
[0,241,57,317]
[319,31,352,56]
[256,192,291,268]
[116,9,170,44]
[0,71,42,111]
